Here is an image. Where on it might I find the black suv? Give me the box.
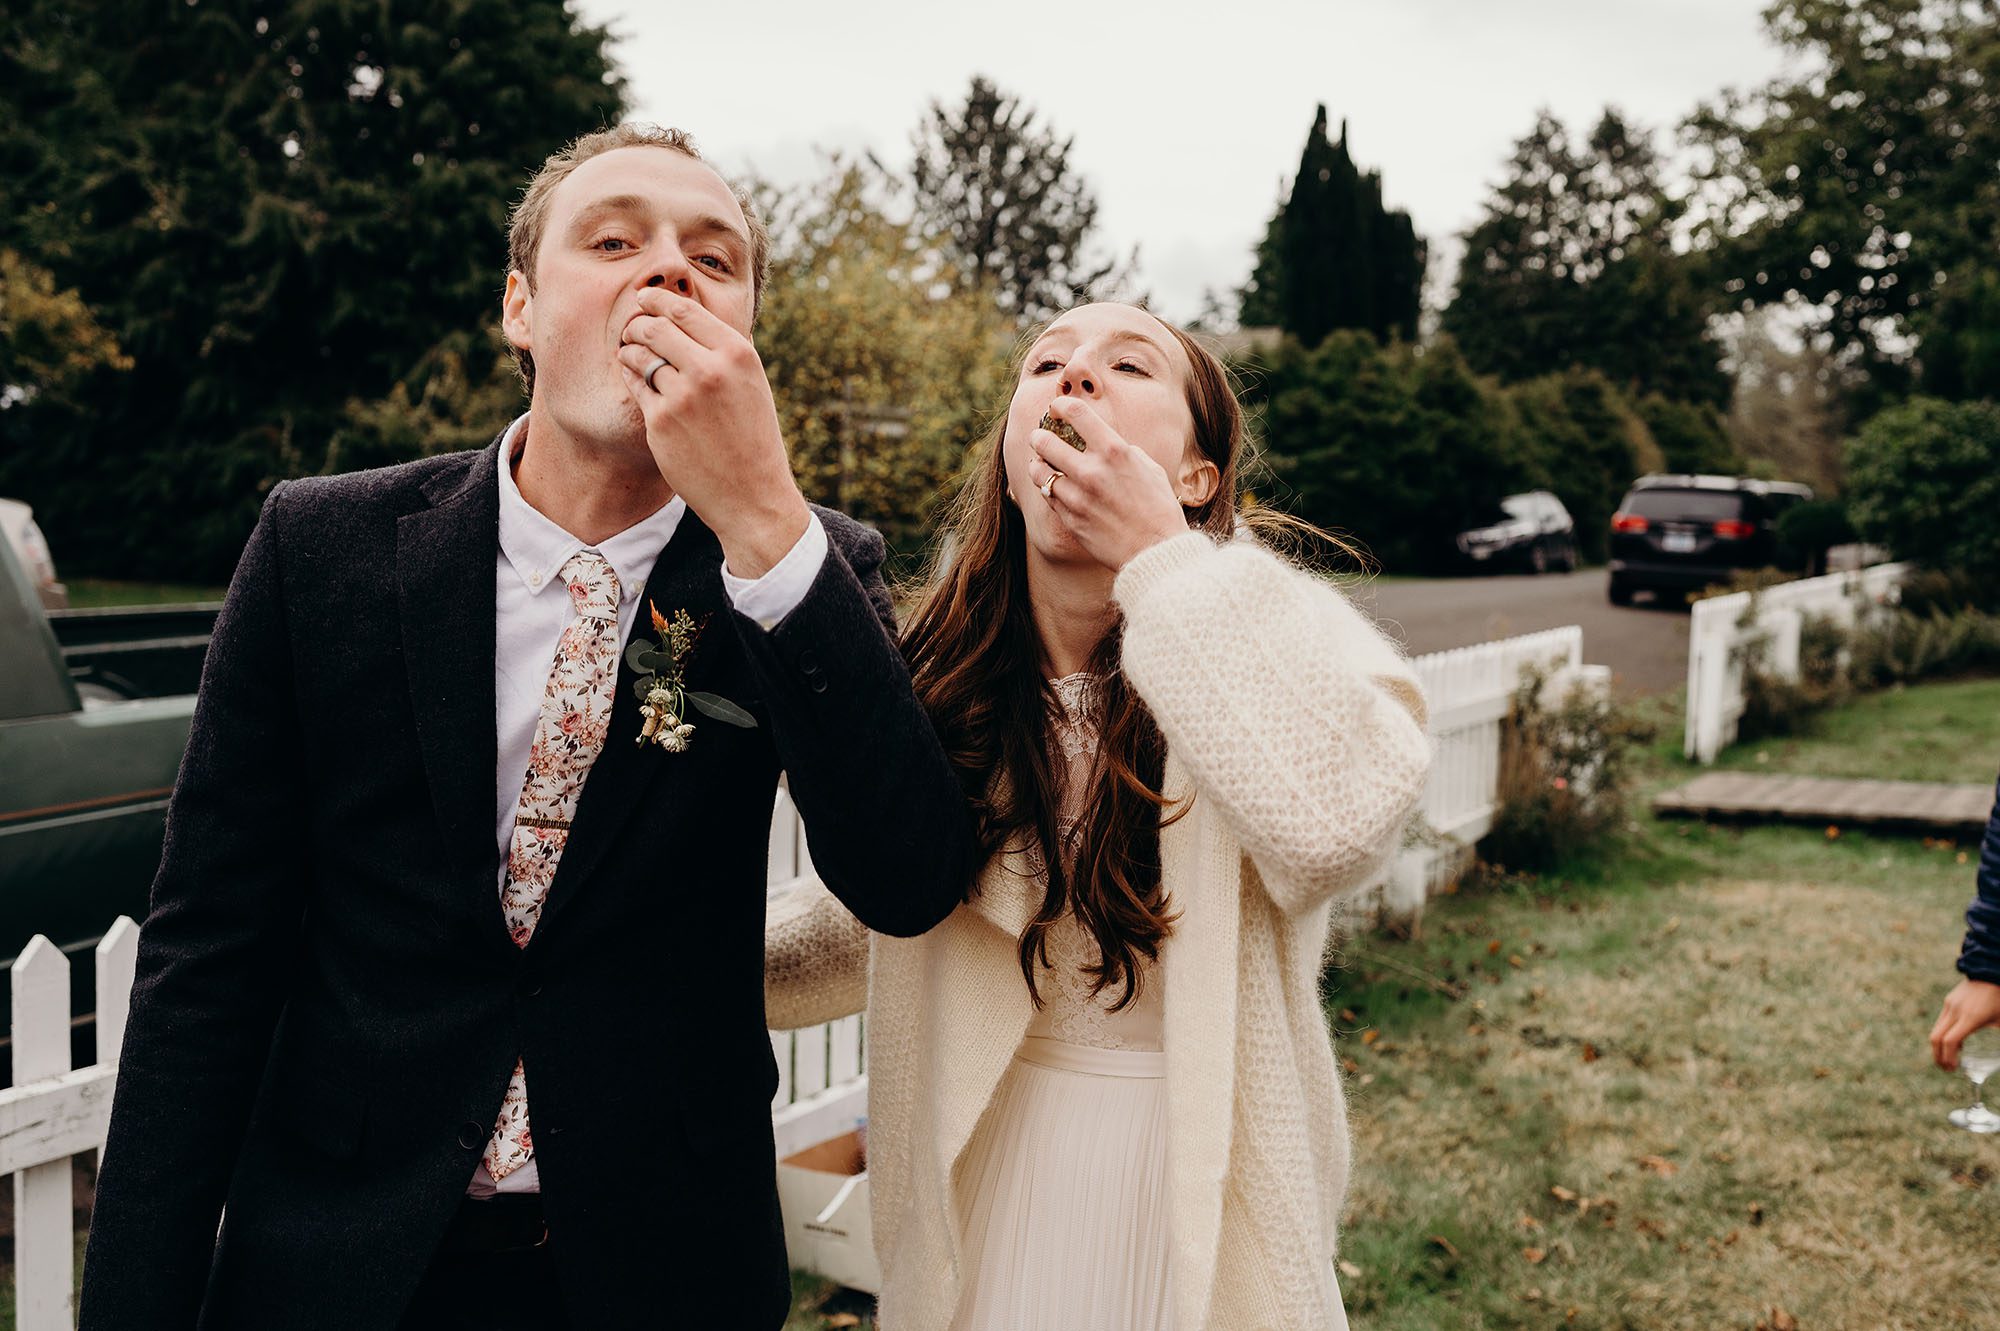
[1607,475,1813,605]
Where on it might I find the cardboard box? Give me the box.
[777,1128,881,1294]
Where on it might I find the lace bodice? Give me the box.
[1023,673,1165,1053]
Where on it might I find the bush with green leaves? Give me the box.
[1845,397,2000,584]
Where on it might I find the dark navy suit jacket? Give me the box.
[79,435,975,1329]
[1958,774,2000,984]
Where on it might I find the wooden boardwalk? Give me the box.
[1653,773,1995,837]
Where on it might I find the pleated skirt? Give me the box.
[949,1036,1175,1331]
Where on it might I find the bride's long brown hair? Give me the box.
[899,309,1263,1011]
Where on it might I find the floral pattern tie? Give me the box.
[485,550,621,1181]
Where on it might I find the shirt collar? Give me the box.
[495,414,685,603]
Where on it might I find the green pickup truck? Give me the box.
[0,519,214,1070]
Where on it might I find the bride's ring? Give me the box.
[644,357,671,391]
[1039,472,1062,501]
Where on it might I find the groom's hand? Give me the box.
[616,287,809,578]
[1931,977,2000,1070]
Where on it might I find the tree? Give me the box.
[1444,109,1729,406]
[1687,0,2000,400]
[754,159,1016,554]
[1633,393,1740,475]
[909,76,1120,322]
[1238,107,1424,345]
[1508,368,1661,562]
[0,0,624,578]
[1725,309,1861,494]
[1845,397,2000,582]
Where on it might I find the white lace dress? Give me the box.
[949,673,1175,1331]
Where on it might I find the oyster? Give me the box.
[1039,408,1087,452]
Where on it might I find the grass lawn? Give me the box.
[792,679,1999,1329]
[62,578,226,608]
[1708,675,2000,786]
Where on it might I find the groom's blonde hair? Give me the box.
[505,123,773,392]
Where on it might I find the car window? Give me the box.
[1624,490,1747,522]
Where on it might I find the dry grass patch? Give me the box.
[1335,870,1997,1331]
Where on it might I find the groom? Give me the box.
[78,124,975,1329]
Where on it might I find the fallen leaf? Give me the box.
[1338,1259,1362,1280]
[1522,1247,1547,1264]
[1825,824,1840,839]
[1339,1008,1358,1024]
[1489,939,1503,955]
[1518,1213,1544,1231]
[1635,1218,1667,1239]
[1342,1057,1360,1074]
[827,1317,862,1329]
[1550,1185,1579,1204]
[1637,1154,1678,1176]
[1427,1234,1460,1258]
[1748,1201,1765,1225]
[1509,954,1525,969]
[1812,1067,1832,1079]
[1582,1042,1600,1063]
[1724,1229,1740,1245]
[1771,1309,1798,1331]
[1361,1030,1380,1046]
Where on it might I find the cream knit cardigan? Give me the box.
[765,531,1431,1331]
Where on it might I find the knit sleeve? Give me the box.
[765,875,871,1030]
[1113,531,1431,917]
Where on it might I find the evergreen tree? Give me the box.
[1688,0,2000,400]
[0,0,624,579]
[1238,107,1424,344]
[909,76,1119,322]
[1443,109,1728,406]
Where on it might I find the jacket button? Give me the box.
[797,649,820,674]
[807,671,828,694]
[457,1121,486,1151]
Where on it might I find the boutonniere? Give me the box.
[627,601,758,752]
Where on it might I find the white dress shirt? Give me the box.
[471,413,827,1197]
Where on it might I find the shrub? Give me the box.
[1480,669,1655,872]
[1845,396,2000,585]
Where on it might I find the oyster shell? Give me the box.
[1039,409,1087,452]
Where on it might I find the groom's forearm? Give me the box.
[731,530,976,938]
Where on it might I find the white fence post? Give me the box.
[13,937,75,1329]
[95,917,140,1156]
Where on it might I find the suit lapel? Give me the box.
[398,439,503,899]
[529,509,729,938]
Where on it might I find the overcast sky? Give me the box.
[574,0,1799,323]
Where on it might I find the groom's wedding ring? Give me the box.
[1039,472,1062,501]
[644,357,671,391]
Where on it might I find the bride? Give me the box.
[767,301,1431,1330]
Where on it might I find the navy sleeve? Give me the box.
[1956,773,2000,985]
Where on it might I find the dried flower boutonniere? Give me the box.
[627,602,757,752]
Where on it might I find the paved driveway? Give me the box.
[1353,568,1690,696]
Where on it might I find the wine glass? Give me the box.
[1948,1028,2000,1134]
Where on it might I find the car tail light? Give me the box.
[1712,519,1755,540]
[1611,513,1648,534]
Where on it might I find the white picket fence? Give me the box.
[1684,562,1910,763]
[1,919,138,1328]
[7,622,1603,1315]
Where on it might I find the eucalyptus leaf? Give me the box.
[632,678,655,702]
[637,649,674,674]
[686,691,757,728]
[625,640,656,673]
